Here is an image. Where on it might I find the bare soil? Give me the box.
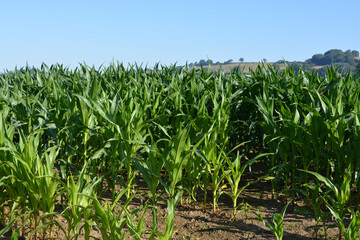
[1,185,341,240]
[0,164,343,240]
[156,182,340,240]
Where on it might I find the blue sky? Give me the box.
[1,0,359,71]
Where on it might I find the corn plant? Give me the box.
[158,126,191,239]
[200,129,228,214]
[93,186,148,240]
[91,90,148,199]
[1,127,62,239]
[224,149,273,218]
[134,142,164,238]
[252,203,290,240]
[328,209,360,240]
[0,211,29,239]
[0,107,14,227]
[123,202,149,240]
[296,183,330,239]
[302,169,353,240]
[61,162,100,240]
[200,86,232,214]
[27,146,62,239]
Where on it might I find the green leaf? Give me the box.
[300,169,338,197]
[0,213,26,237]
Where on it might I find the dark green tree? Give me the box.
[239,57,244,63]
[345,54,356,66]
[356,62,360,72]
[311,54,325,65]
[352,50,359,57]
[206,59,213,65]
[324,49,345,63]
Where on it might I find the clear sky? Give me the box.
[1,0,359,71]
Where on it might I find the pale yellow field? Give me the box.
[190,62,274,73]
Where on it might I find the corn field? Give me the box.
[0,63,360,239]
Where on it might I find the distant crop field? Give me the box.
[312,65,325,69]
[190,62,274,72]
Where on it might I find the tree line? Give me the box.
[273,49,360,76]
[186,49,360,75]
[188,58,247,67]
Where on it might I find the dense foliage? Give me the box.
[0,63,360,239]
[308,49,359,66]
[273,49,360,77]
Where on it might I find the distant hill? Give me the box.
[187,49,359,75]
[274,49,360,76]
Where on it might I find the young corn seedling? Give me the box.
[123,202,149,240]
[93,187,140,240]
[0,211,29,239]
[200,128,229,214]
[25,146,63,240]
[73,94,96,171]
[134,144,164,239]
[1,129,52,238]
[224,149,273,219]
[296,183,329,239]
[61,162,101,240]
[182,148,206,205]
[302,169,352,240]
[327,209,360,240]
[92,95,147,199]
[252,203,290,240]
[158,127,191,240]
[0,107,14,227]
